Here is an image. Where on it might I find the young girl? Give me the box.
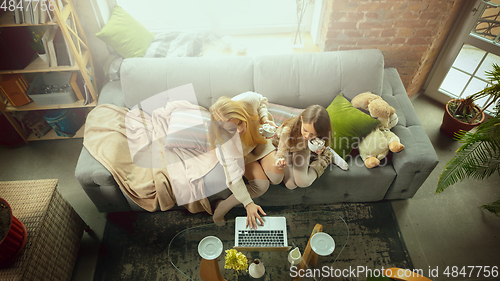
[209,91,283,229]
[272,105,348,190]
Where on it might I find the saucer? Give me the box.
[310,232,335,256]
[198,236,223,260]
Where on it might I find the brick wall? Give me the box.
[320,0,467,97]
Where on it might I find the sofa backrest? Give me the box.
[120,49,384,110]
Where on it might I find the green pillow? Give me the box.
[326,94,380,158]
[95,6,155,58]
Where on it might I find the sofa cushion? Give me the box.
[164,109,210,151]
[326,94,380,158]
[95,6,155,58]
[253,49,385,109]
[120,56,254,109]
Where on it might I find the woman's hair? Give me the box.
[209,96,266,152]
[282,105,331,147]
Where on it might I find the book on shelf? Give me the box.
[0,74,32,107]
[44,27,58,67]
[83,73,93,105]
[32,0,40,24]
[54,28,72,66]
[40,4,48,23]
[19,0,25,24]
[13,0,23,24]
[22,0,33,24]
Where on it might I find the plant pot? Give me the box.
[0,198,28,265]
[440,100,485,139]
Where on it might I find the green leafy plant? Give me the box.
[447,98,481,124]
[437,103,500,215]
[448,63,500,124]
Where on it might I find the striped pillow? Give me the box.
[267,103,304,125]
[165,109,211,151]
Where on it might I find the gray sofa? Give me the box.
[75,49,439,213]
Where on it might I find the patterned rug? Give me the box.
[94,201,413,280]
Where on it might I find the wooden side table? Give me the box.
[0,179,87,281]
[292,224,323,281]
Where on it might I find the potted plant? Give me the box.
[27,28,48,65]
[440,63,500,138]
[437,103,500,216]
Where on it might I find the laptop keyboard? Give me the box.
[237,230,285,247]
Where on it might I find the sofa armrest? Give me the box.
[382,68,439,199]
[388,125,439,199]
[97,81,126,107]
[75,146,138,212]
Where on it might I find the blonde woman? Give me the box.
[209,91,283,229]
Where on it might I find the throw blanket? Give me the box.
[83,102,218,214]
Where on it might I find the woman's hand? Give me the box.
[245,202,266,229]
[275,157,287,168]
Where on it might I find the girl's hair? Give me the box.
[282,105,331,147]
[209,96,266,152]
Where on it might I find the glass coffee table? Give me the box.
[168,211,349,280]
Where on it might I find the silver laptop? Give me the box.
[234,216,290,251]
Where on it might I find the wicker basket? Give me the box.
[0,179,86,281]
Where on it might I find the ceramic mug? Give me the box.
[259,123,277,138]
[308,138,325,152]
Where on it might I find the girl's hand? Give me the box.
[266,120,278,128]
[275,157,287,168]
[245,203,266,229]
[315,146,326,155]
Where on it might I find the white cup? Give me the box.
[221,36,233,48]
[288,247,302,266]
[234,43,247,54]
[259,123,276,138]
[308,138,325,152]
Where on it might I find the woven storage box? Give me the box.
[0,179,86,281]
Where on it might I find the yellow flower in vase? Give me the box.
[224,249,248,278]
[29,30,46,54]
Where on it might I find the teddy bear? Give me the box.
[351,92,405,168]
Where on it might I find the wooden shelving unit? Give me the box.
[0,56,80,74]
[0,0,98,143]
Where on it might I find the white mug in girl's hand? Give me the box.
[308,138,325,152]
[259,123,276,138]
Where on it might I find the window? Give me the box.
[425,0,500,116]
[439,44,500,111]
[115,0,315,35]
